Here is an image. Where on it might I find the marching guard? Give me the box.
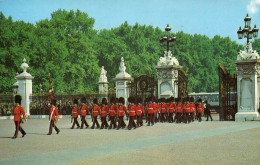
[91,98,101,129]
[176,98,183,123]
[108,97,117,129]
[136,98,144,127]
[117,97,128,130]
[12,95,26,139]
[168,97,176,123]
[127,97,137,130]
[80,97,89,129]
[48,99,60,135]
[100,98,109,129]
[197,98,204,122]
[160,98,168,123]
[147,98,154,126]
[71,99,81,129]
[190,97,196,122]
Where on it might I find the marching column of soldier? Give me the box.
[11,94,213,138]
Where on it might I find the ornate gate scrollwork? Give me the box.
[178,68,188,98]
[128,75,157,102]
[218,63,237,121]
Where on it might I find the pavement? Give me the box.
[1,114,260,165]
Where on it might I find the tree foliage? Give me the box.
[0,10,254,94]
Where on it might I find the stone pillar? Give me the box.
[115,57,131,105]
[98,66,109,99]
[16,58,34,117]
[155,51,181,98]
[235,43,260,121]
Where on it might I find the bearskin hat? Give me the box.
[161,98,166,103]
[189,97,194,103]
[15,95,22,104]
[197,98,202,103]
[93,98,98,105]
[115,98,119,104]
[51,99,56,106]
[81,97,86,104]
[169,97,174,102]
[73,99,78,105]
[137,97,142,104]
[185,97,190,102]
[110,97,115,104]
[102,98,107,105]
[128,96,135,104]
[119,97,125,104]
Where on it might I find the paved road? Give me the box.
[1,114,260,165]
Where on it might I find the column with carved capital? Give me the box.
[155,51,181,98]
[235,44,260,121]
[16,58,34,117]
[115,57,132,105]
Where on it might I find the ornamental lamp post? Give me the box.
[237,14,259,50]
[160,24,176,52]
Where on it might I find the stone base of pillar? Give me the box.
[235,112,259,121]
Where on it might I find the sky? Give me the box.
[0,0,259,44]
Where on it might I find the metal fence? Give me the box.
[0,93,115,116]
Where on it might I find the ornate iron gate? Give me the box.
[218,64,237,121]
[128,75,158,102]
[178,68,188,98]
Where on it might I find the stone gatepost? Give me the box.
[235,43,260,121]
[98,66,109,100]
[16,58,34,117]
[115,57,131,105]
[155,51,181,98]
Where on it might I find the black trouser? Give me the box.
[49,119,59,134]
[91,116,100,128]
[198,113,202,122]
[14,121,26,137]
[109,116,117,129]
[186,113,191,123]
[160,113,165,122]
[206,112,213,121]
[190,112,194,121]
[147,113,154,126]
[128,116,136,129]
[101,116,109,128]
[117,116,126,129]
[168,112,174,123]
[71,117,80,129]
[136,115,143,127]
[176,112,182,123]
[81,116,89,128]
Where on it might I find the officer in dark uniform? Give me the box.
[204,100,213,121]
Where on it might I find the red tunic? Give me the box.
[177,103,183,113]
[101,106,109,117]
[136,104,144,115]
[13,106,26,122]
[160,103,168,113]
[93,105,101,117]
[109,104,117,117]
[198,104,204,113]
[190,103,196,113]
[129,104,137,117]
[148,103,154,114]
[185,103,191,113]
[118,105,128,117]
[81,104,88,116]
[169,103,176,113]
[50,106,59,120]
[72,106,81,118]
